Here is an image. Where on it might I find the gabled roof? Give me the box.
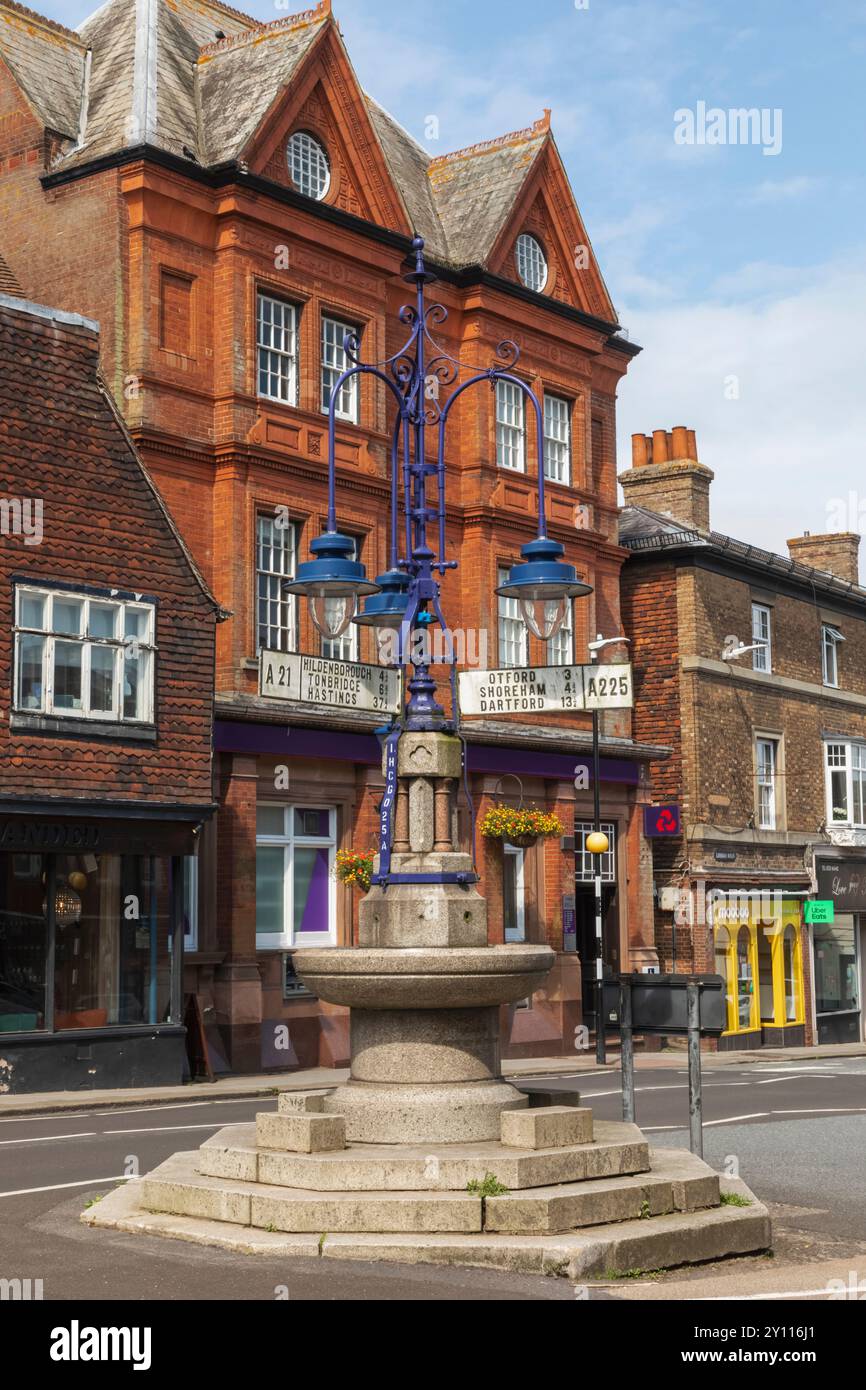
[0,0,620,313]
[620,504,866,606]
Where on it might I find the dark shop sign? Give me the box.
[816,860,866,913]
[0,821,101,851]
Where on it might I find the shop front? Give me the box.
[812,858,866,1044]
[710,892,807,1050]
[0,809,205,1093]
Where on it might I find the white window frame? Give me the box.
[321,533,361,662]
[503,845,526,943]
[256,512,298,653]
[547,598,574,666]
[13,585,155,723]
[822,624,843,688]
[255,804,337,950]
[496,379,525,472]
[257,293,298,405]
[321,315,359,422]
[287,130,331,201]
[751,603,772,673]
[825,741,866,828]
[543,393,571,484]
[756,737,779,830]
[515,233,548,292]
[575,821,616,882]
[497,566,528,666]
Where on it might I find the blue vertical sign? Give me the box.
[376,729,401,884]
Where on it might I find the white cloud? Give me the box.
[617,248,866,580]
[750,175,821,203]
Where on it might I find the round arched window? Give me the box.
[287,130,331,200]
[515,233,548,292]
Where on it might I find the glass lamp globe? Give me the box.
[518,595,568,642]
[310,591,356,640]
[586,831,610,855]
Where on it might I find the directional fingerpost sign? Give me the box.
[644,804,682,838]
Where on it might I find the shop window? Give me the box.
[182,857,198,952]
[751,603,772,672]
[714,925,732,1031]
[503,846,525,943]
[255,805,336,950]
[575,822,616,882]
[758,926,775,1022]
[543,393,571,484]
[257,293,298,405]
[0,852,48,1032]
[814,914,860,1018]
[496,379,525,472]
[256,513,298,653]
[14,585,155,723]
[321,315,359,422]
[497,567,528,667]
[736,924,756,1030]
[783,924,798,1023]
[825,741,866,828]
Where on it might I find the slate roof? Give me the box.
[620,504,866,605]
[0,0,614,304]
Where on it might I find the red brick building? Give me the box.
[0,288,221,1090]
[620,428,866,1049]
[0,0,666,1074]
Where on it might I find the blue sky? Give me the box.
[43,0,866,567]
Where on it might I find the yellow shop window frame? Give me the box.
[713,898,805,1035]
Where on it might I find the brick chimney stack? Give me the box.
[620,427,714,532]
[787,531,862,584]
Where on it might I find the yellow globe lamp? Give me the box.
[586,830,609,855]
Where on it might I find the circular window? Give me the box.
[515,233,548,292]
[287,130,331,201]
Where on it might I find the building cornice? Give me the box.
[681,654,866,712]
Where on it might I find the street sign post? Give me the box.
[259,651,402,715]
[804,900,835,925]
[457,663,633,716]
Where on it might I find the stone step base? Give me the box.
[198,1119,650,1193]
[85,1168,770,1279]
[141,1146,714,1237]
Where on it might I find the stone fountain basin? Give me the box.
[293,944,554,1009]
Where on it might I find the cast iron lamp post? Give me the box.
[285,235,591,871]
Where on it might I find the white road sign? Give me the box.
[260,651,402,715]
[457,663,633,716]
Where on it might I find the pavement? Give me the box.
[2,1041,864,1117]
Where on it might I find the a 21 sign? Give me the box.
[644,805,682,837]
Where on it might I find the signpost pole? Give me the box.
[620,976,635,1122]
[687,980,703,1158]
[592,697,606,1066]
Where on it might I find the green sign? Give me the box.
[805,900,835,925]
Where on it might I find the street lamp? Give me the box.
[285,234,593,888]
[586,632,631,1063]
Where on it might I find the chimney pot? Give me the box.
[631,433,649,467]
[652,429,669,464]
[686,430,697,460]
[671,426,689,459]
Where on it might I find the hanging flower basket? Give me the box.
[334,849,376,893]
[480,805,563,850]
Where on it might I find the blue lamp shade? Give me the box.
[353,568,411,664]
[495,537,593,642]
[283,531,379,640]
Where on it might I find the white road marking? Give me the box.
[754,1073,842,1084]
[698,1287,863,1301]
[771,1107,866,1115]
[0,1176,129,1198]
[0,1131,95,1146]
[702,1112,770,1126]
[0,1112,92,1125]
[102,1122,228,1136]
